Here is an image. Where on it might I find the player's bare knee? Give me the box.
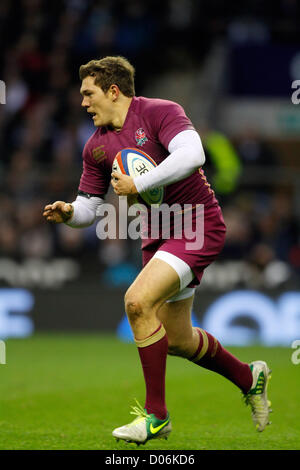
[124,285,168,332]
[125,290,149,322]
[125,288,156,313]
[125,298,144,324]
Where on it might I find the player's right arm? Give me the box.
[43,192,104,227]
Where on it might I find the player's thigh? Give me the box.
[157,295,195,346]
[125,257,181,310]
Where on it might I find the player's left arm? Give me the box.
[133,129,205,193]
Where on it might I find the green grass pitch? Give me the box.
[1,333,299,450]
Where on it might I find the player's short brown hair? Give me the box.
[79,56,135,97]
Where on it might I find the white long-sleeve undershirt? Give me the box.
[133,129,205,193]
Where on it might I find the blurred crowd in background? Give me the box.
[0,0,299,289]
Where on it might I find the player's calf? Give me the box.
[167,335,197,359]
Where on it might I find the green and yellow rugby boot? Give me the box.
[112,401,172,445]
[244,360,272,432]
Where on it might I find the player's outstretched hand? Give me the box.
[43,201,74,223]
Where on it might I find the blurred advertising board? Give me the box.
[0,257,299,346]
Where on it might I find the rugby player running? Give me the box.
[43,56,272,445]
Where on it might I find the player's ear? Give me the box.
[109,84,120,101]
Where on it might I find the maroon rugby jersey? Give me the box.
[79,96,219,210]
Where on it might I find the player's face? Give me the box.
[80,76,114,127]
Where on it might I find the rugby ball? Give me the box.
[112,148,164,207]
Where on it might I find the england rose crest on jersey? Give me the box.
[135,128,148,146]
